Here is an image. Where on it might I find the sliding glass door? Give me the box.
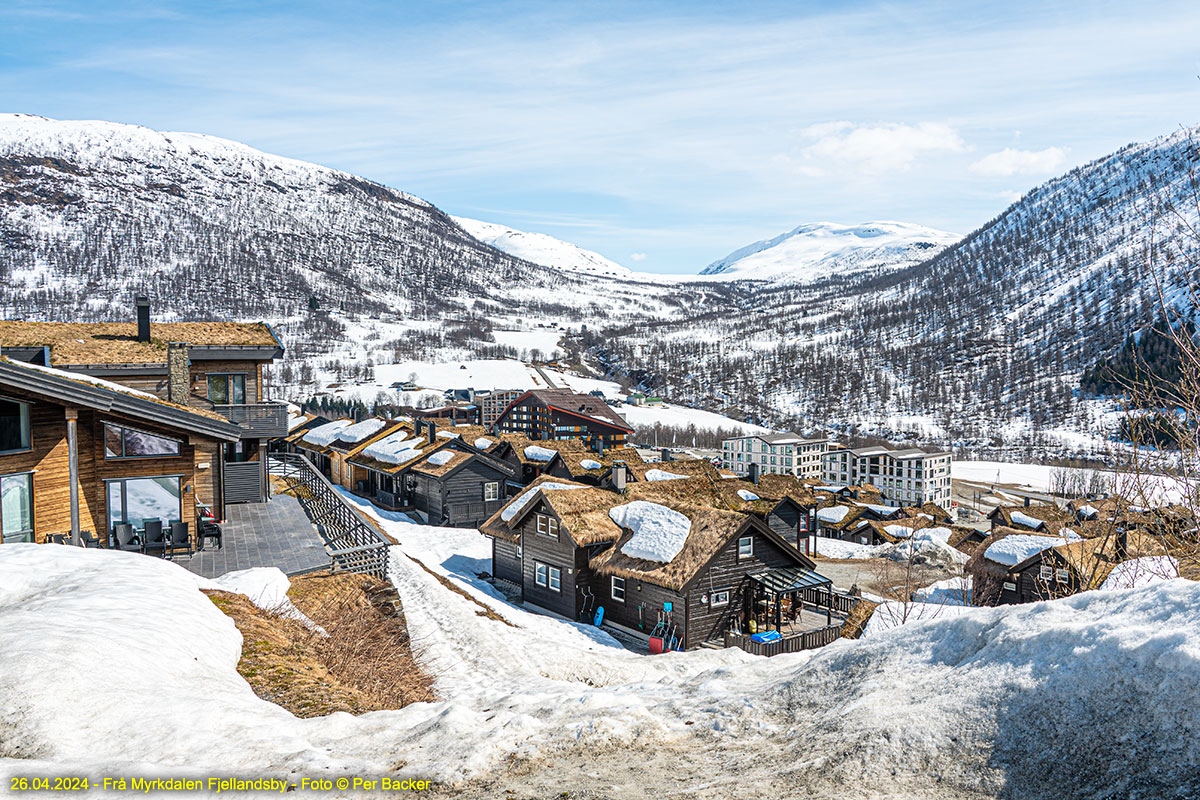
[107,476,182,532]
[1,472,33,543]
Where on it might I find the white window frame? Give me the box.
[710,589,730,607]
[1040,565,1054,581]
[548,565,562,592]
[535,513,559,538]
[1003,581,1017,592]
[737,536,753,559]
[483,481,500,502]
[1055,568,1070,583]
[611,576,626,602]
[535,562,548,587]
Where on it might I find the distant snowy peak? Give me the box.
[700,220,960,284]
[453,216,635,278]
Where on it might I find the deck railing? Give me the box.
[723,625,843,657]
[799,586,862,615]
[270,453,391,578]
[214,403,290,438]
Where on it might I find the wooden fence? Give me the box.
[271,453,392,578]
[723,624,843,657]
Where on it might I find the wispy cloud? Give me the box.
[970,147,1069,177]
[629,252,648,262]
[784,122,967,176]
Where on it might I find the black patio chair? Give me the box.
[197,517,223,551]
[166,521,192,559]
[80,530,100,548]
[141,520,168,557]
[111,523,141,552]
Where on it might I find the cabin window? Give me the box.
[1003,581,1017,592]
[104,423,181,459]
[483,481,500,502]
[534,561,561,592]
[0,397,31,455]
[549,566,561,591]
[1055,568,1070,583]
[106,476,182,532]
[611,576,626,602]
[206,374,246,405]
[1040,565,1054,581]
[710,589,730,607]
[535,562,547,586]
[737,536,753,559]
[0,472,34,543]
[536,513,559,538]
[798,513,809,532]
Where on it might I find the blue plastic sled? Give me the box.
[594,606,605,626]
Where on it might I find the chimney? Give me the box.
[1116,528,1129,561]
[1024,496,1031,508]
[660,447,670,463]
[166,342,190,404]
[612,461,627,491]
[427,421,436,444]
[591,437,603,454]
[135,294,151,343]
[748,462,760,485]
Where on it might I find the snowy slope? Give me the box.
[453,216,643,279]
[699,220,959,283]
[4,530,1200,798]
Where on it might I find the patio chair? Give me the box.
[111,523,141,552]
[197,517,223,551]
[80,530,100,548]
[166,521,192,559]
[141,520,168,557]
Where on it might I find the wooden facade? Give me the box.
[0,361,240,546]
[493,389,634,448]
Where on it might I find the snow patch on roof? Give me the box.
[1009,510,1046,529]
[610,502,692,563]
[737,489,760,501]
[818,505,850,524]
[360,430,424,466]
[524,445,557,462]
[500,482,585,522]
[334,418,386,444]
[984,535,1067,567]
[426,451,455,467]
[474,437,494,449]
[302,420,353,447]
[643,468,689,482]
[580,459,602,470]
[437,431,460,439]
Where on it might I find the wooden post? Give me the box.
[826,584,832,625]
[66,408,80,545]
[259,438,269,502]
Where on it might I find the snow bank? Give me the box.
[813,537,876,559]
[610,501,691,562]
[524,445,557,462]
[426,451,454,467]
[301,419,353,447]
[984,534,1067,566]
[333,418,385,444]
[818,505,850,524]
[1100,556,1180,590]
[737,489,760,501]
[862,600,978,637]
[499,482,584,522]
[205,567,322,631]
[911,575,972,606]
[643,468,688,481]
[361,430,423,465]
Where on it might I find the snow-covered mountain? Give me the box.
[699,221,959,283]
[452,216,640,279]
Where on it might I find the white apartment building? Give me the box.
[721,432,829,480]
[822,445,953,509]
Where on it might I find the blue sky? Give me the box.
[2,0,1199,273]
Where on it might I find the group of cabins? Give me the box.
[721,433,954,510]
[959,498,1185,605]
[0,297,287,548]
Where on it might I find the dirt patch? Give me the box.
[406,555,516,627]
[205,572,433,717]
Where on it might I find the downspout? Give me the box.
[66,408,80,545]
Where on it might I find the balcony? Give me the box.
[213,402,289,439]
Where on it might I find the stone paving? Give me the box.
[175,493,331,579]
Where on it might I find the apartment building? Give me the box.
[721,432,829,480]
[480,389,524,428]
[822,445,952,509]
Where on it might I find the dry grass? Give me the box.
[205,572,434,717]
[839,598,879,639]
[0,320,278,364]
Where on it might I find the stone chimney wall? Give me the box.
[167,342,190,405]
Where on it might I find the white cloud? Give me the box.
[787,121,967,175]
[969,147,1068,177]
[629,252,648,262]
